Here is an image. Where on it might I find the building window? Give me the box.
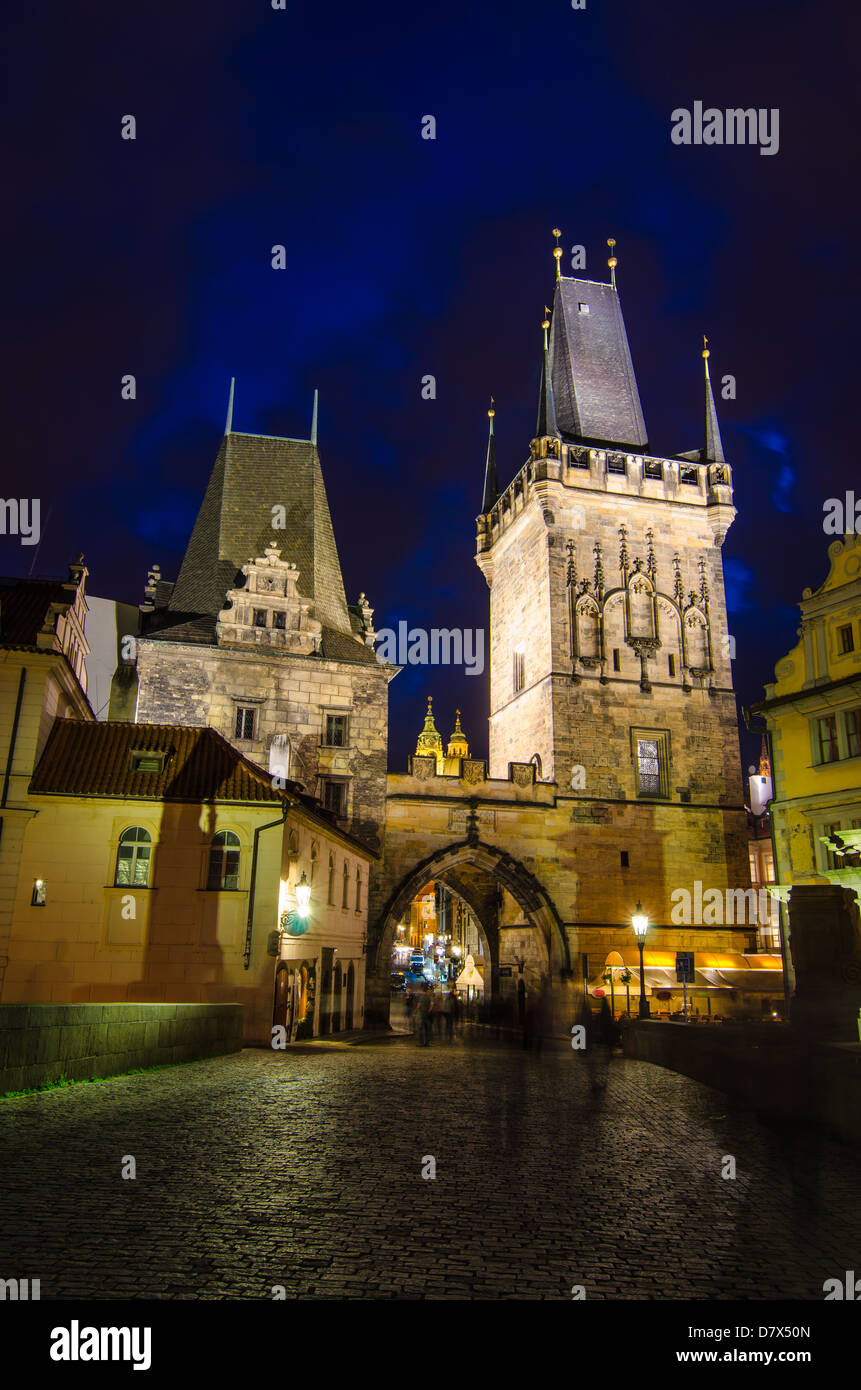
[680,466,699,485]
[846,708,861,758]
[823,822,842,872]
[613,648,621,672]
[324,714,349,747]
[668,654,676,677]
[207,831,241,891]
[578,303,590,314]
[115,827,152,887]
[513,648,525,694]
[130,752,164,774]
[632,729,670,798]
[607,456,626,475]
[327,852,335,905]
[323,781,346,817]
[235,706,256,740]
[817,715,839,764]
[272,611,286,630]
[31,878,47,906]
[644,460,663,480]
[253,609,267,628]
[342,860,350,908]
[310,840,319,885]
[838,623,855,654]
[620,851,629,869]
[355,866,362,912]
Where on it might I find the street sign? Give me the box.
[675,951,695,983]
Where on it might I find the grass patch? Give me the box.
[0,1050,236,1099]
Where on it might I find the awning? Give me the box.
[598,949,783,994]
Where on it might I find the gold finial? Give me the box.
[607,237,617,289]
[552,228,563,282]
[488,394,495,419]
[542,305,551,349]
[702,335,711,377]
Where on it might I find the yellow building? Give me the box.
[750,533,861,897]
[414,699,470,775]
[0,561,94,998]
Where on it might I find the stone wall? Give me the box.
[0,1002,243,1094]
[623,1020,861,1148]
[136,639,390,849]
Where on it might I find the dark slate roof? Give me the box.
[549,278,648,449]
[30,720,287,803]
[703,365,726,463]
[167,432,353,636]
[0,576,73,647]
[29,719,379,854]
[481,419,498,513]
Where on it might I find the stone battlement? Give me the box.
[389,756,557,803]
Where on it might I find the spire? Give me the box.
[225,377,235,435]
[536,308,558,438]
[701,336,725,463]
[607,237,617,290]
[552,228,563,283]
[310,388,318,446]
[481,399,498,514]
[446,709,469,759]
[415,697,444,769]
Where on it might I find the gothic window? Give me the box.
[513,648,525,694]
[668,654,676,678]
[327,852,335,905]
[235,706,256,740]
[355,865,362,913]
[310,841,319,885]
[342,860,350,909]
[115,827,152,887]
[207,831,240,891]
[576,600,600,661]
[685,614,708,670]
[323,781,346,817]
[632,729,670,799]
[817,716,839,764]
[324,714,349,747]
[613,648,621,672]
[629,578,654,639]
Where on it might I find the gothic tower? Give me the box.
[475,243,748,901]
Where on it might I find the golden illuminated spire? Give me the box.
[415,696,443,769]
[552,228,563,283]
[702,334,711,377]
[607,237,617,289]
[446,709,469,761]
[488,395,495,426]
[542,305,551,351]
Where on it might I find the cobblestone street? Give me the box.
[1,1035,858,1300]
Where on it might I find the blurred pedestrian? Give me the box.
[430,986,444,1038]
[415,982,432,1047]
[443,987,458,1040]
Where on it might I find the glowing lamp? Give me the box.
[296,871,311,918]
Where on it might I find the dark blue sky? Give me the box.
[4,0,858,773]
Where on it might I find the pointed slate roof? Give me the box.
[702,351,726,463]
[481,411,498,513]
[168,432,352,638]
[549,277,648,449]
[536,336,558,439]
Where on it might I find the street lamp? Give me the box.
[631,901,650,1019]
[296,871,311,918]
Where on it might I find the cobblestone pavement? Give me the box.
[1,1032,858,1300]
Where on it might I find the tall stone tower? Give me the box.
[475,245,749,901]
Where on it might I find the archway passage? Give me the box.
[368,839,569,1030]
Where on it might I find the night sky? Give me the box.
[4,0,859,775]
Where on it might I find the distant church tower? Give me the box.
[414,698,470,775]
[475,240,745,858]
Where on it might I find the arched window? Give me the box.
[355,865,361,912]
[310,840,319,885]
[342,859,350,908]
[115,827,152,887]
[327,852,335,905]
[207,831,241,890]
